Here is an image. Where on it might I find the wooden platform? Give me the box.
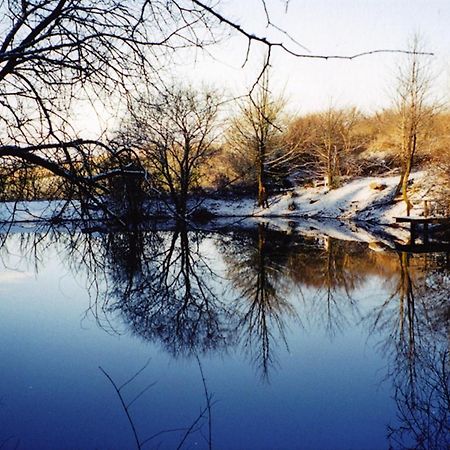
[395,242,450,253]
[394,217,450,225]
[394,216,450,248]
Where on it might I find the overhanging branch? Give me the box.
[191,0,434,60]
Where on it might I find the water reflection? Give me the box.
[104,223,233,355]
[219,224,298,377]
[286,235,365,337]
[0,222,449,448]
[368,252,450,449]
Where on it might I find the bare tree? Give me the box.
[282,107,363,188]
[0,1,433,222]
[312,107,361,189]
[393,35,435,214]
[121,86,220,218]
[227,62,285,207]
[0,1,218,218]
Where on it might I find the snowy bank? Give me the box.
[1,171,442,247]
[0,200,79,223]
[0,172,427,225]
[251,172,427,224]
[200,171,442,244]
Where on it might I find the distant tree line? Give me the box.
[2,80,448,216]
[0,0,444,221]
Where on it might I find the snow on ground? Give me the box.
[198,197,256,217]
[0,200,78,222]
[253,172,427,224]
[0,172,427,226]
[1,171,440,247]
[202,171,434,244]
[200,172,433,228]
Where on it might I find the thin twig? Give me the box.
[119,357,152,391]
[192,0,434,60]
[176,405,208,450]
[127,382,157,409]
[140,427,190,447]
[99,366,142,449]
[196,355,213,450]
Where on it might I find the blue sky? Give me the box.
[179,0,450,113]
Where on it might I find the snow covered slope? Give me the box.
[254,172,427,224]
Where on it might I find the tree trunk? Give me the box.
[400,131,416,215]
[257,149,268,208]
[401,160,413,216]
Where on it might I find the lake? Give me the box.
[0,221,448,450]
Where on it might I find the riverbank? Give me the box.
[1,171,443,248]
[199,171,432,244]
[204,172,427,222]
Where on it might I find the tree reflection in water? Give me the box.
[286,235,365,337]
[219,223,298,378]
[59,224,450,446]
[368,252,450,450]
[1,222,449,447]
[103,222,235,356]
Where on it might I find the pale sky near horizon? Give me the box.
[175,0,450,114]
[76,0,450,135]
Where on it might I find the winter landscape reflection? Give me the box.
[0,222,448,450]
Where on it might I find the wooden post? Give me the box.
[424,200,429,217]
[410,222,417,245]
[423,222,429,244]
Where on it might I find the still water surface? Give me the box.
[0,223,448,450]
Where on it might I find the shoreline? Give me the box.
[2,171,446,249]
